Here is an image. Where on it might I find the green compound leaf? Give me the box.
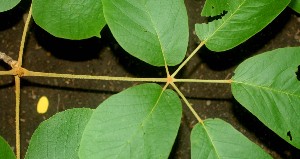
[102,0,189,66]
[232,47,300,148]
[0,136,16,159]
[32,0,106,40]
[0,0,20,12]
[289,0,300,13]
[191,119,271,159]
[79,83,182,159]
[25,108,93,159]
[196,0,290,51]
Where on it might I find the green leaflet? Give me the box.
[191,119,271,159]
[0,0,20,12]
[232,47,300,148]
[32,0,106,40]
[196,0,290,51]
[79,83,182,159]
[25,108,93,159]
[0,136,16,159]
[102,0,189,66]
[289,0,300,13]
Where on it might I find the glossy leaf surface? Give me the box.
[0,0,20,12]
[25,108,93,159]
[0,136,16,159]
[196,0,290,51]
[232,47,300,148]
[102,0,189,66]
[79,83,182,159]
[32,0,106,40]
[191,119,271,159]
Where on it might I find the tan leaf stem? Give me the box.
[17,4,32,66]
[172,41,205,78]
[170,82,203,124]
[14,76,21,159]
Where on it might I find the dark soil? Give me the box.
[1,0,300,158]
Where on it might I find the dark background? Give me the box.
[0,0,300,158]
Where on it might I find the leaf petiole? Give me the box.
[174,79,232,84]
[25,70,168,83]
[172,41,205,78]
[170,82,203,124]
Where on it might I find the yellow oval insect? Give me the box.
[37,96,49,114]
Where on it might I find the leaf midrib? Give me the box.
[202,123,221,159]
[143,2,168,65]
[233,80,300,98]
[114,89,164,159]
[204,0,246,42]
